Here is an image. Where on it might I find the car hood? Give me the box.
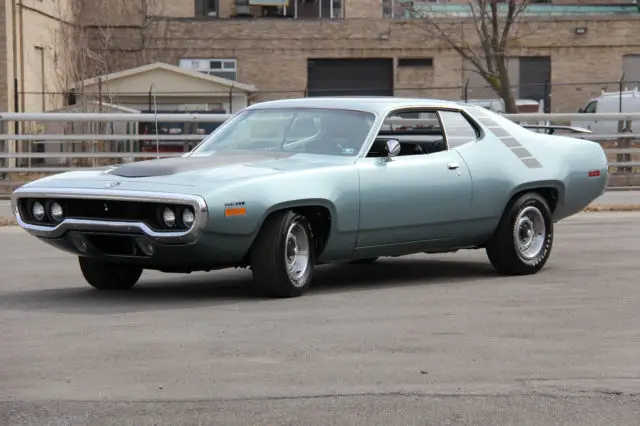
[107,151,352,181]
[21,151,354,194]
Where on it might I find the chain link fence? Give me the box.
[18,79,640,115]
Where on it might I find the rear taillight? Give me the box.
[588,170,601,178]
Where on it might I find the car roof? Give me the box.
[245,97,470,115]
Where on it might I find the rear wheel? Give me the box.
[486,192,554,275]
[78,257,143,290]
[250,210,316,298]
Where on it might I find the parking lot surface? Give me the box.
[1,212,639,425]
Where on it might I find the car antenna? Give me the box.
[150,83,160,159]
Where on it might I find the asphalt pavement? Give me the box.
[1,190,640,220]
[1,212,639,425]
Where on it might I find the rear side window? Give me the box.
[437,110,479,149]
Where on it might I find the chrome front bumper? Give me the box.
[11,187,209,245]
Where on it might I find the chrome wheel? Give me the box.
[514,206,546,260]
[285,221,311,286]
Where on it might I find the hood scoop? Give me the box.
[108,151,295,178]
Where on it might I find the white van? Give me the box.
[572,88,640,134]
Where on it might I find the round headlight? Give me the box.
[182,208,195,228]
[162,207,176,227]
[32,201,45,221]
[50,202,64,222]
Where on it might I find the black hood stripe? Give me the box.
[108,151,296,178]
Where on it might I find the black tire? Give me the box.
[486,192,554,275]
[350,257,379,264]
[250,210,316,298]
[78,257,143,290]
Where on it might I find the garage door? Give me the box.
[623,55,640,89]
[519,56,551,112]
[307,58,394,97]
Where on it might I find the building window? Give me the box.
[235,0,343,18]
[195,0,218,17]
[398,58,433,68]
[294,0,342,18]
[383,0,438,18]
[179,59,238,81]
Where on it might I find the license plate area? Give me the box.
[85,234,137,256]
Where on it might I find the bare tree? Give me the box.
[51,0,168,103]
[49,0,168,165]
[409,0,540,113]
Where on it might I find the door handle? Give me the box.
[447,162,460,170]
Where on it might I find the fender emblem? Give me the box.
[105,181,121,188]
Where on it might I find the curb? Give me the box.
[583,204,640,212]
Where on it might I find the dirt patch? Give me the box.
[584,204,640,212]
[0,217,17,226]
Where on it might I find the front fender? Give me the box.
[261,198,339,226]
[201,168,360,260]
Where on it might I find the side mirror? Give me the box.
[577,108,584,113]
[385,139,401,159]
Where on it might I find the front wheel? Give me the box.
[250,210,316,298]
[486,192,554,275]
[78,257,143,290]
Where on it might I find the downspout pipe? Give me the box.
[18,0,25,118]
[11,0,19,133]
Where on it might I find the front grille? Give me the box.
[18,197,195,231]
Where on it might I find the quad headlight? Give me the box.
[162,207,176,227]
[50,201,64,222]
[182,208,195,228]
[32,201,45,221]
[159,206,195,229]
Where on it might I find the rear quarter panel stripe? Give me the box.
[475,115,543,169]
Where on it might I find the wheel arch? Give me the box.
[504,180,565,215]
[252,199,337,257]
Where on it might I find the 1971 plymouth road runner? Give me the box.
[11,97,608,297]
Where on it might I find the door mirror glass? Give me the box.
[385,139,401,158]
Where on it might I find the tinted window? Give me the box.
[437,110,479,148]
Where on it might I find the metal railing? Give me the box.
[0,111,638,173]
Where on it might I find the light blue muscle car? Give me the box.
[11,97,608,297]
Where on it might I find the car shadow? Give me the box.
[0,257,500,314]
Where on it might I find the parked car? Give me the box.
[572,88,640,134]
[11,97,608,298]
[138,111,225,153]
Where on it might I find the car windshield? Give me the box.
[189,107,376,157]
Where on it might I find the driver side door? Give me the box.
[355,108,477,251]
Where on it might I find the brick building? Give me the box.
[82,0,640,113]
[2,0,640,114]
